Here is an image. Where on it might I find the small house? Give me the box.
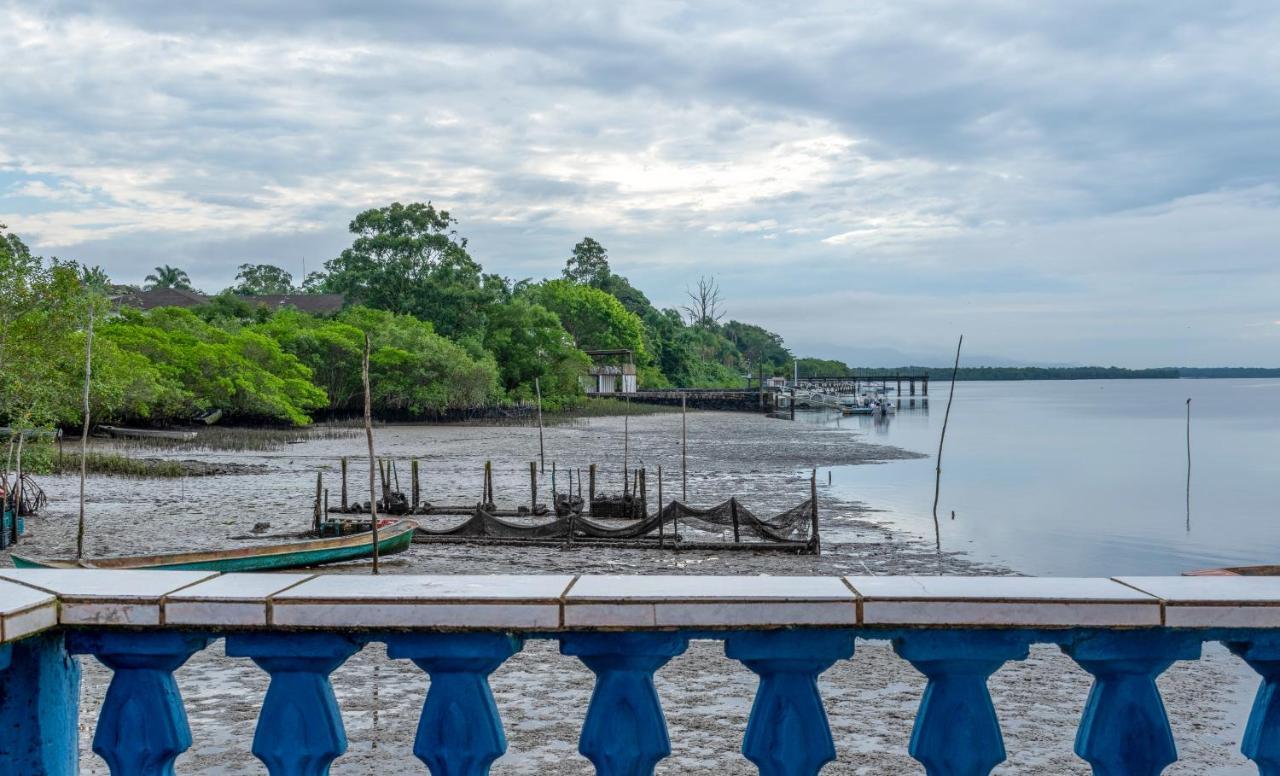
[581,349,637,394]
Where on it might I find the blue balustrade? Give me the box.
[3,573,1280,774]
[383,632,524,775]
[226,632,362,776]
[67,631,212,776]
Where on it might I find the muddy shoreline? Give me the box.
[7,412,1254,773]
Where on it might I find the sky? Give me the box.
[1,1,1278,368]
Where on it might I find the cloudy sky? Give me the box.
[2,1,1278,367]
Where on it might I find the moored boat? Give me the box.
[1184,565,1280,576]
[9,518,417,571]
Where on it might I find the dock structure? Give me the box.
[619,389,781,412]
[798,372,929,397]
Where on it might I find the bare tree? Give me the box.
[682,275,725,327]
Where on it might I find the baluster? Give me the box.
[0,634,80,775]
[724,630,855,776]
[384,632,523,776]
[1227,634,1280,774]
[67,631,211,776]
[1062,631,1201,776]
[225,632,363,776]
[560,632,688,776]
[893,630,1031,776]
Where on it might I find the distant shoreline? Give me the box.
[815,367,1280,381]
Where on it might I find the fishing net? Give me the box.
[415,497,814,544]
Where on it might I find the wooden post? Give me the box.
[411,459,420,509]
[1186,398,1192,532]
[551,461,557,502]
[681,393,688,501]
[623,396,630,497]
[530,461,538,511]
[76,303,95,560]
[810,468,821,555]
[639,468,647,521]
[588,464,596,507]
[378,459,389,509]
[314,471,323,534]
[535,377,545,473]
[657,465,665,548]
[484,460,493,504]
[730,496,740,543]
[931,336,962,552]
[363,332,379,574]
[340,457,348,510]
[324,488,329,529]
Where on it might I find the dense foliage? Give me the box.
[0,206,793,428]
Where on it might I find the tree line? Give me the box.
[0,203,797,429]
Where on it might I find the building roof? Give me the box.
[116,289,345,315]
[118,287,210,310]
[241,294,346,315]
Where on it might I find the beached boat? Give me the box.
[99,425,199,442]
[9,518,417,571]
[1184,565,1280,576]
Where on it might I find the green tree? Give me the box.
[484,299,589,401]
[231,263,294,295]
[724,321,792,372]
[563,237,611,286]
[143,264,193,290]
[312,202,498,339]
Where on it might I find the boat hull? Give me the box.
[10,519,417,571]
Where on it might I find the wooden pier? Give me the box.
[620,389,781,412]
[797,373,929,396]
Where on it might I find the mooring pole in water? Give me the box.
[810,468,821,556]
[314,472,323,534]
[730,496,740,543]
[639,468,647,520]
[1186,397,1192,532]
[484,460,493,505]
[535,377,545,474]
[340,457,349,510]
[588,464,596,508]
[623,396,630,497]
[324,488,329,525]
[657,465,665,548]
[411,459,420,509]
[363,331,379,574]
[681,393,688,501]
[378,459,389,510]
[552,461,557,502]
[529,461,538,511]
[931,335,963,552]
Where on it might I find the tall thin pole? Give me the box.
[1186,398,1192,532]
[623,396,630,497]
[363,333,379,574]
[681,393,688,501]
[657,465,665,547]
[931,335,963,551]
[810,468,820,555]
[76,304,95,560]
[535,377,545,473]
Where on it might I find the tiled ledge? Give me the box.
[3,570,1280,640]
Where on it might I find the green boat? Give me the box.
[9,519,418,572]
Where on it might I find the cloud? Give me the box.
[1,0,1279,365]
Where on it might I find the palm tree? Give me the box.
[143,265,193,290]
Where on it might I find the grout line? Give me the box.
[265,574,318,627]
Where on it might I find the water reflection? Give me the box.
[811,379,1280,577]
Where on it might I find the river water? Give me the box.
[815,378,1280,577]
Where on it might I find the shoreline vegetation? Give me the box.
[2,207,1275,445]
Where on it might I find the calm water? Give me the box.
[815,378,1280,576]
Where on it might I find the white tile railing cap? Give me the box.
[1116,576,1280,628]
[0,569,218,627]
[269,574,574,630]
[0,578,57,643]
[164,573,316,628]
[564,575,857,629]
[845,576,1162,628]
